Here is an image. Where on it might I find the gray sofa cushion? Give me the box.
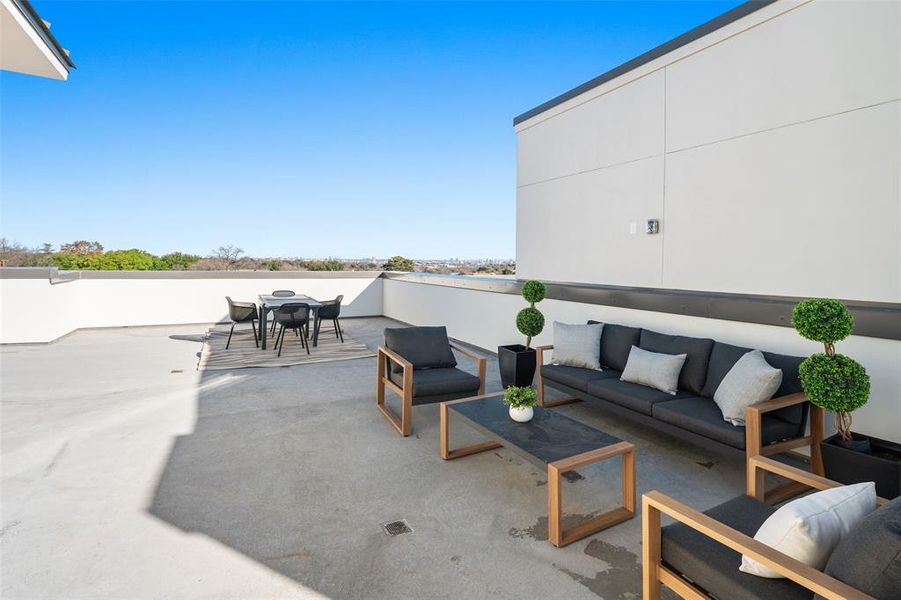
[701,341,806,424]
[384,326,457,373]
[587,378,695,416]
[714,350,783,426]
[653,397,802,449]
[818,496,901,600]
[662,495,813,600]
[590,322,642,371]
[620,346,687,395]
[552,321,604,369]
[388,367,480,400]
[639,329,714,395]
[541,365,618,393]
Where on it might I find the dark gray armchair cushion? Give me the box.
[639,329,714,395]
[818,496,901,600]
[540,364,618,393]
[590,321,642,371]
[388,367,480,400]
[588,378,696,416]
[653,397,802,449]
[662,494,813,600]
[701,342,806,424]
[384,326,457,373]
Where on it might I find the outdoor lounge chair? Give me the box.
[224,296,259,349]
[376,326,487,436]
[642,455,897,600]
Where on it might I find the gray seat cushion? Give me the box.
[639,329,714,394]
[541,364,618,392]
[388,367,480,402]
[819,496,901,600]
[590,321,642,371]
[587,378,695,416]
[384,326,457,373]
[653,396,801,449]
[701,341,806,425]
[662,495,813,600]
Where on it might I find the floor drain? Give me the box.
[382,519,413,536]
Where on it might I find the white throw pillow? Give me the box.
[714,350,783,426]
[620,346,686,395]
[552,321,604,369]
[740,482,877,578]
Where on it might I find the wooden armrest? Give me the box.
[377,346,412,371]
[749,456,838,492]
[449,342,486,363]
[643,491,874,600]
[535,345,553,364]
[747,392,808,415]
[750,456,888,506]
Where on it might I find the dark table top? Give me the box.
[449,394,621,467]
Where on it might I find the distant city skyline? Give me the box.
[1,1,741,258]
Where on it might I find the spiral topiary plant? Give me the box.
[792,299,870,442]
[517,280,545,348]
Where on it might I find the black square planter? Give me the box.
[497,344,536,389]
[821,433,901,499]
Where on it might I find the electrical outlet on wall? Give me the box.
[629,222,637,235]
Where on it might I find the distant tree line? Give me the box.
[0,239,473,273]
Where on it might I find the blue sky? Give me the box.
[1,1,739,259]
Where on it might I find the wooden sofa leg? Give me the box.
[642,496,663,600]
[810,405,825,476]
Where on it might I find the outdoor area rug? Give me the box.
[198,323,374,371]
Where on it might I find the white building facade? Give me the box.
[513,0,901,440]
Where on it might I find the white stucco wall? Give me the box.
[515,0,901,302]
[0,273,383,344]
[383,278,901,443]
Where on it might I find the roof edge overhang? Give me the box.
[512,0,776,127]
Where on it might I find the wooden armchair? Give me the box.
[642,455,887,600]
[376,326,486,437]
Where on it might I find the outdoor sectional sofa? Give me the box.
[537,322,825,501]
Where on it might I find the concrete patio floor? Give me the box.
[1,317,754,599]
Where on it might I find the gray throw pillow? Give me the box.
[713,350,782,426]
[620,346,686,394]
[552,321,604,369]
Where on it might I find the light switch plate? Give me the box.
[629,222,637,235]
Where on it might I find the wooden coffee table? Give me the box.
[440,392,635,547]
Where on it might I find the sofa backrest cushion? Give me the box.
[590,321,642,372]
[384,326,457,373]
[639,329,714,395]
[818,495,901,600]
[702,342,805,399]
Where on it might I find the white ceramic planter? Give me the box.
[508,405,534,423]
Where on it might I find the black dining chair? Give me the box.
[269,290,295,335]
[225,296,259,349]
[315,295,344,343]
[273,302,311,357]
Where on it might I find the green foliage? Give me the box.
[306,259,344,271]
[516,307,544,339]
[503,386,537,409]
[383,255,414,271]
[792,299,854,345]
[516,280,545,346]
[799,353,870,414]
[521,280,546,304]
[159,252,202,270]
